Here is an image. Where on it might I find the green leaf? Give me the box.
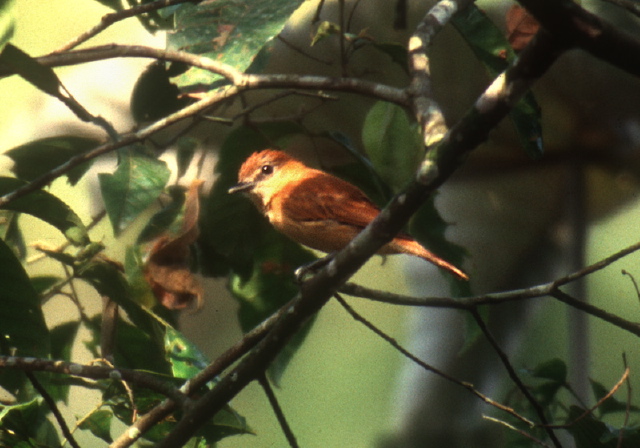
[131,61,191,122]
[230,230,316,385]
[373,42,409,74]
[311,20,340,46]
[78,409,113,444]
[0,238,49,358]
[0,44,60,96]
[99,147,170,235]
[176,136,197,179]
[0,0,14,53]
[164,326,208,379]
[167,0,305,89]
[198,406,253,444]
[452,5,543,159]
[0,399,60,447]
[137,185,186,244]
[362,101,423,191]
[0,210,25,259]
[565,405,640,448]
[532,358,567,383]
[124,245,157,309]
[5,136,99,185]
[0,177,89,245]
[591,379,640,416]
[29,275,60,295]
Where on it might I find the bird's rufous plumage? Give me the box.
[229,149,467,280]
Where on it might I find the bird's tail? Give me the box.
[390,238,468,281]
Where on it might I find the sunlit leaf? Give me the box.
[0,177,89,245]
[99,147,170,235]
[167,0,305,89]
[164,326,208,379]
[6,136,99,185]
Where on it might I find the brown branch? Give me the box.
[55,0,199,52]
[0,356,186,405]
[517,0,640,77]
[110,299,286,448]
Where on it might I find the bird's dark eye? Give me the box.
[261,164,273,175]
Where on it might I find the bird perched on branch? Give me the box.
[229,149,467,280]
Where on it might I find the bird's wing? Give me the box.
[280,174,381,228]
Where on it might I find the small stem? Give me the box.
[259,375,299,448]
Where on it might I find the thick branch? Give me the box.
[518,0,640,77]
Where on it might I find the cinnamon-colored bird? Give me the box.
[228,149,468,280]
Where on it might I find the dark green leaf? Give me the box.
[165,326,208,379]
[565,405,640,447]
[29,275,60,295]
[0,210,25,259]
[5,136,99,185]
[0,399,60,447]
[197,406,253,443]
[532,358,567,383]
[0,238,49,358]
[0,44,60,95]
[452,5,543,159]
[137,186,186,244]
[131,61,191,122]
[591,379,640,415]
[0,177,89,245]
[176,136,198,179]
[76,260,166,358]
[373,42,409,74]
[78,409,113,443]
[362,101,422,191]
[99,147,170,235]
[230,230,316,385]
[48,321,81,403]
[167,0,305,88]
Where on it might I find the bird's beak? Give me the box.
[228,182,255,194]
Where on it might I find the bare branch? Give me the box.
[259,375,299,448]
[26,371,81,448]
[518,0,640,77]
[55,0,199,52]
[470,309,561,447]
[0,356,187,405]
[334,293,536,426]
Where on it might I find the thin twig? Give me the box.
[0,356,187,406]
[26,371,81,448]
[619,353,632,448]
[110,300,286,448]
[469,309,562,448]
[258,375,299,448]
[55,0,199,52]
[483,416,550,447]
[334,293,535,427]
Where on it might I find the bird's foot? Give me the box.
[294,253,335,283]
